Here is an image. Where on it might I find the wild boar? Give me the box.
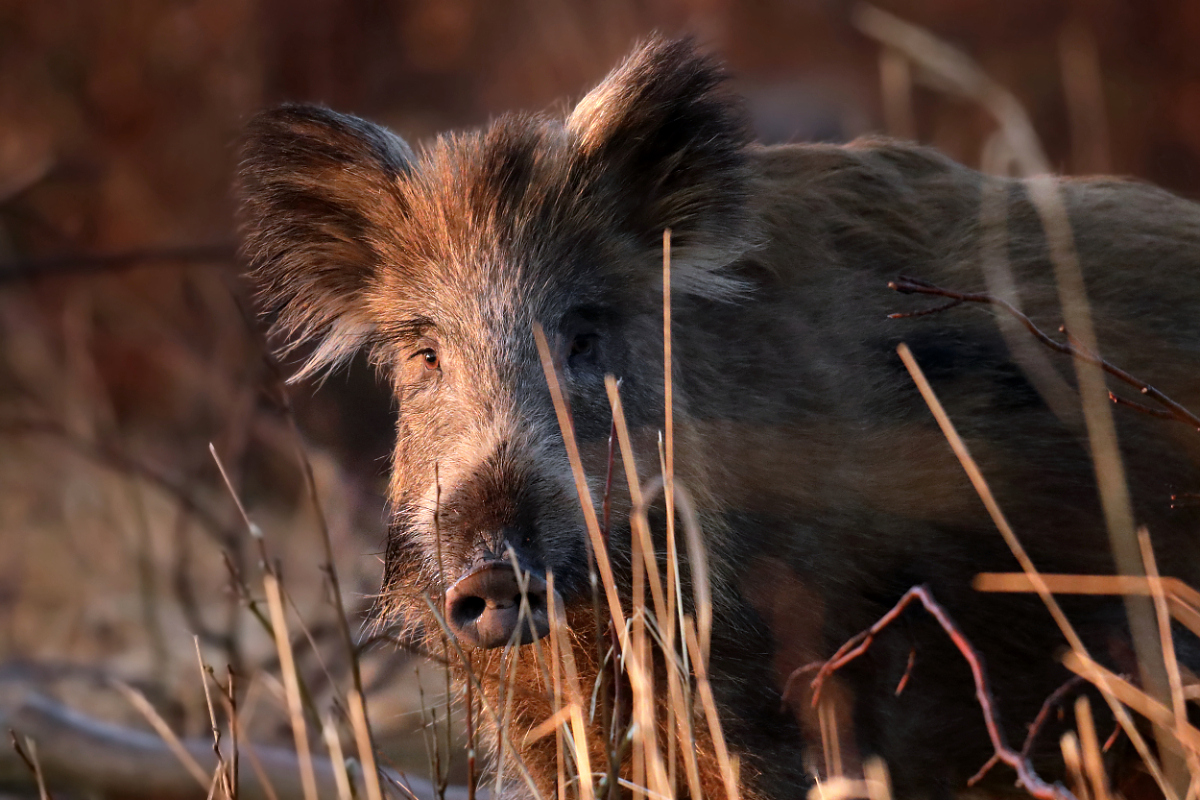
[237,36,1200,800]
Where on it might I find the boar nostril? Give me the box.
[453,596,487,625]
[444,564,551,649]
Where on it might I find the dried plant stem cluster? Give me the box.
[467,229,742,800]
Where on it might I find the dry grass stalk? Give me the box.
[978,572,1200,647]
[1059,733,1088,800]
[9,733,53,800]
[273,370,372,741]
[598,225,721,800]
[349,690,384,800]
[685,617,741,800]
[1022,182,1171,730]
[1073,697,1111,800]
[195,636,232,799]
[263,573,319,800]
[112,679,211,788]
[533,325,627,641]
[547,571,567,800]
[320,715,354,800]
[818,694,842,780]
[807,758,892,800]
[878,47,915,140]
[1061,651,1200,755]
[852,3,1050,174]
[661,227,680,796]
[605,375,704,800]
[1058,21,1111,175]
[1140,527,1197,773]
[547,573,596,800]
[537,322,681,800]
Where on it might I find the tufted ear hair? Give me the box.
[236,105,415,382]
[568,36,756,298]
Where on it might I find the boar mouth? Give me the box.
[444,562,553,648]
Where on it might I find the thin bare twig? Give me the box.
[970,675,1088,786]
[806,584,1076,800]
[9,731,53,800]
[889,276,1200,431]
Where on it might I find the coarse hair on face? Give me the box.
[236,35,759,385]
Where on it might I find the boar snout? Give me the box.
[445,563,551,648]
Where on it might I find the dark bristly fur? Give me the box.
[237,35,1200,800]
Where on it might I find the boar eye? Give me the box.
[568,333,598,365]
[408,347,440,374]
[570,335,593,356]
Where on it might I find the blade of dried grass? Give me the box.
[976,573,1200,641]
[533,325,626,640]
[662,229,679,796]
[547,571,567,800]
[229,690,281,800]
[548,574,596,800]
[224,667,239,800]
[263,573,319,800]
[194,637,231,799]
[9,734,52,800]
[897,343,1177,798]
[1140,529,1191,755]
[666,649,703,800]
[818,694,842,779]
[1060,732,1089,800]
[637,477,711,669]
[321,716,354,800]
[978,573,1193,597]
[864,756,892,800]
[1059,21,1111,175]
[807,774,892,800]
[112,680,210,788]
[1074,697,1110,800]
[1062,652,1200,753]
[860,8,1173,727]
[685,616,740,800]
[879,47,915,140]
[870,2,1181,776]
[349,690,383,800]
[549,609,564,800]
[278,383,370,733]
[539,326,670,797]
[525,706,575,746]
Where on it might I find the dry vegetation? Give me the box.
[3,2,1200,799]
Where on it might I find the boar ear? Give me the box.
[236,105,414,382]
[568,37,755,298]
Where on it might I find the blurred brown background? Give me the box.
[2,0,1200,790]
